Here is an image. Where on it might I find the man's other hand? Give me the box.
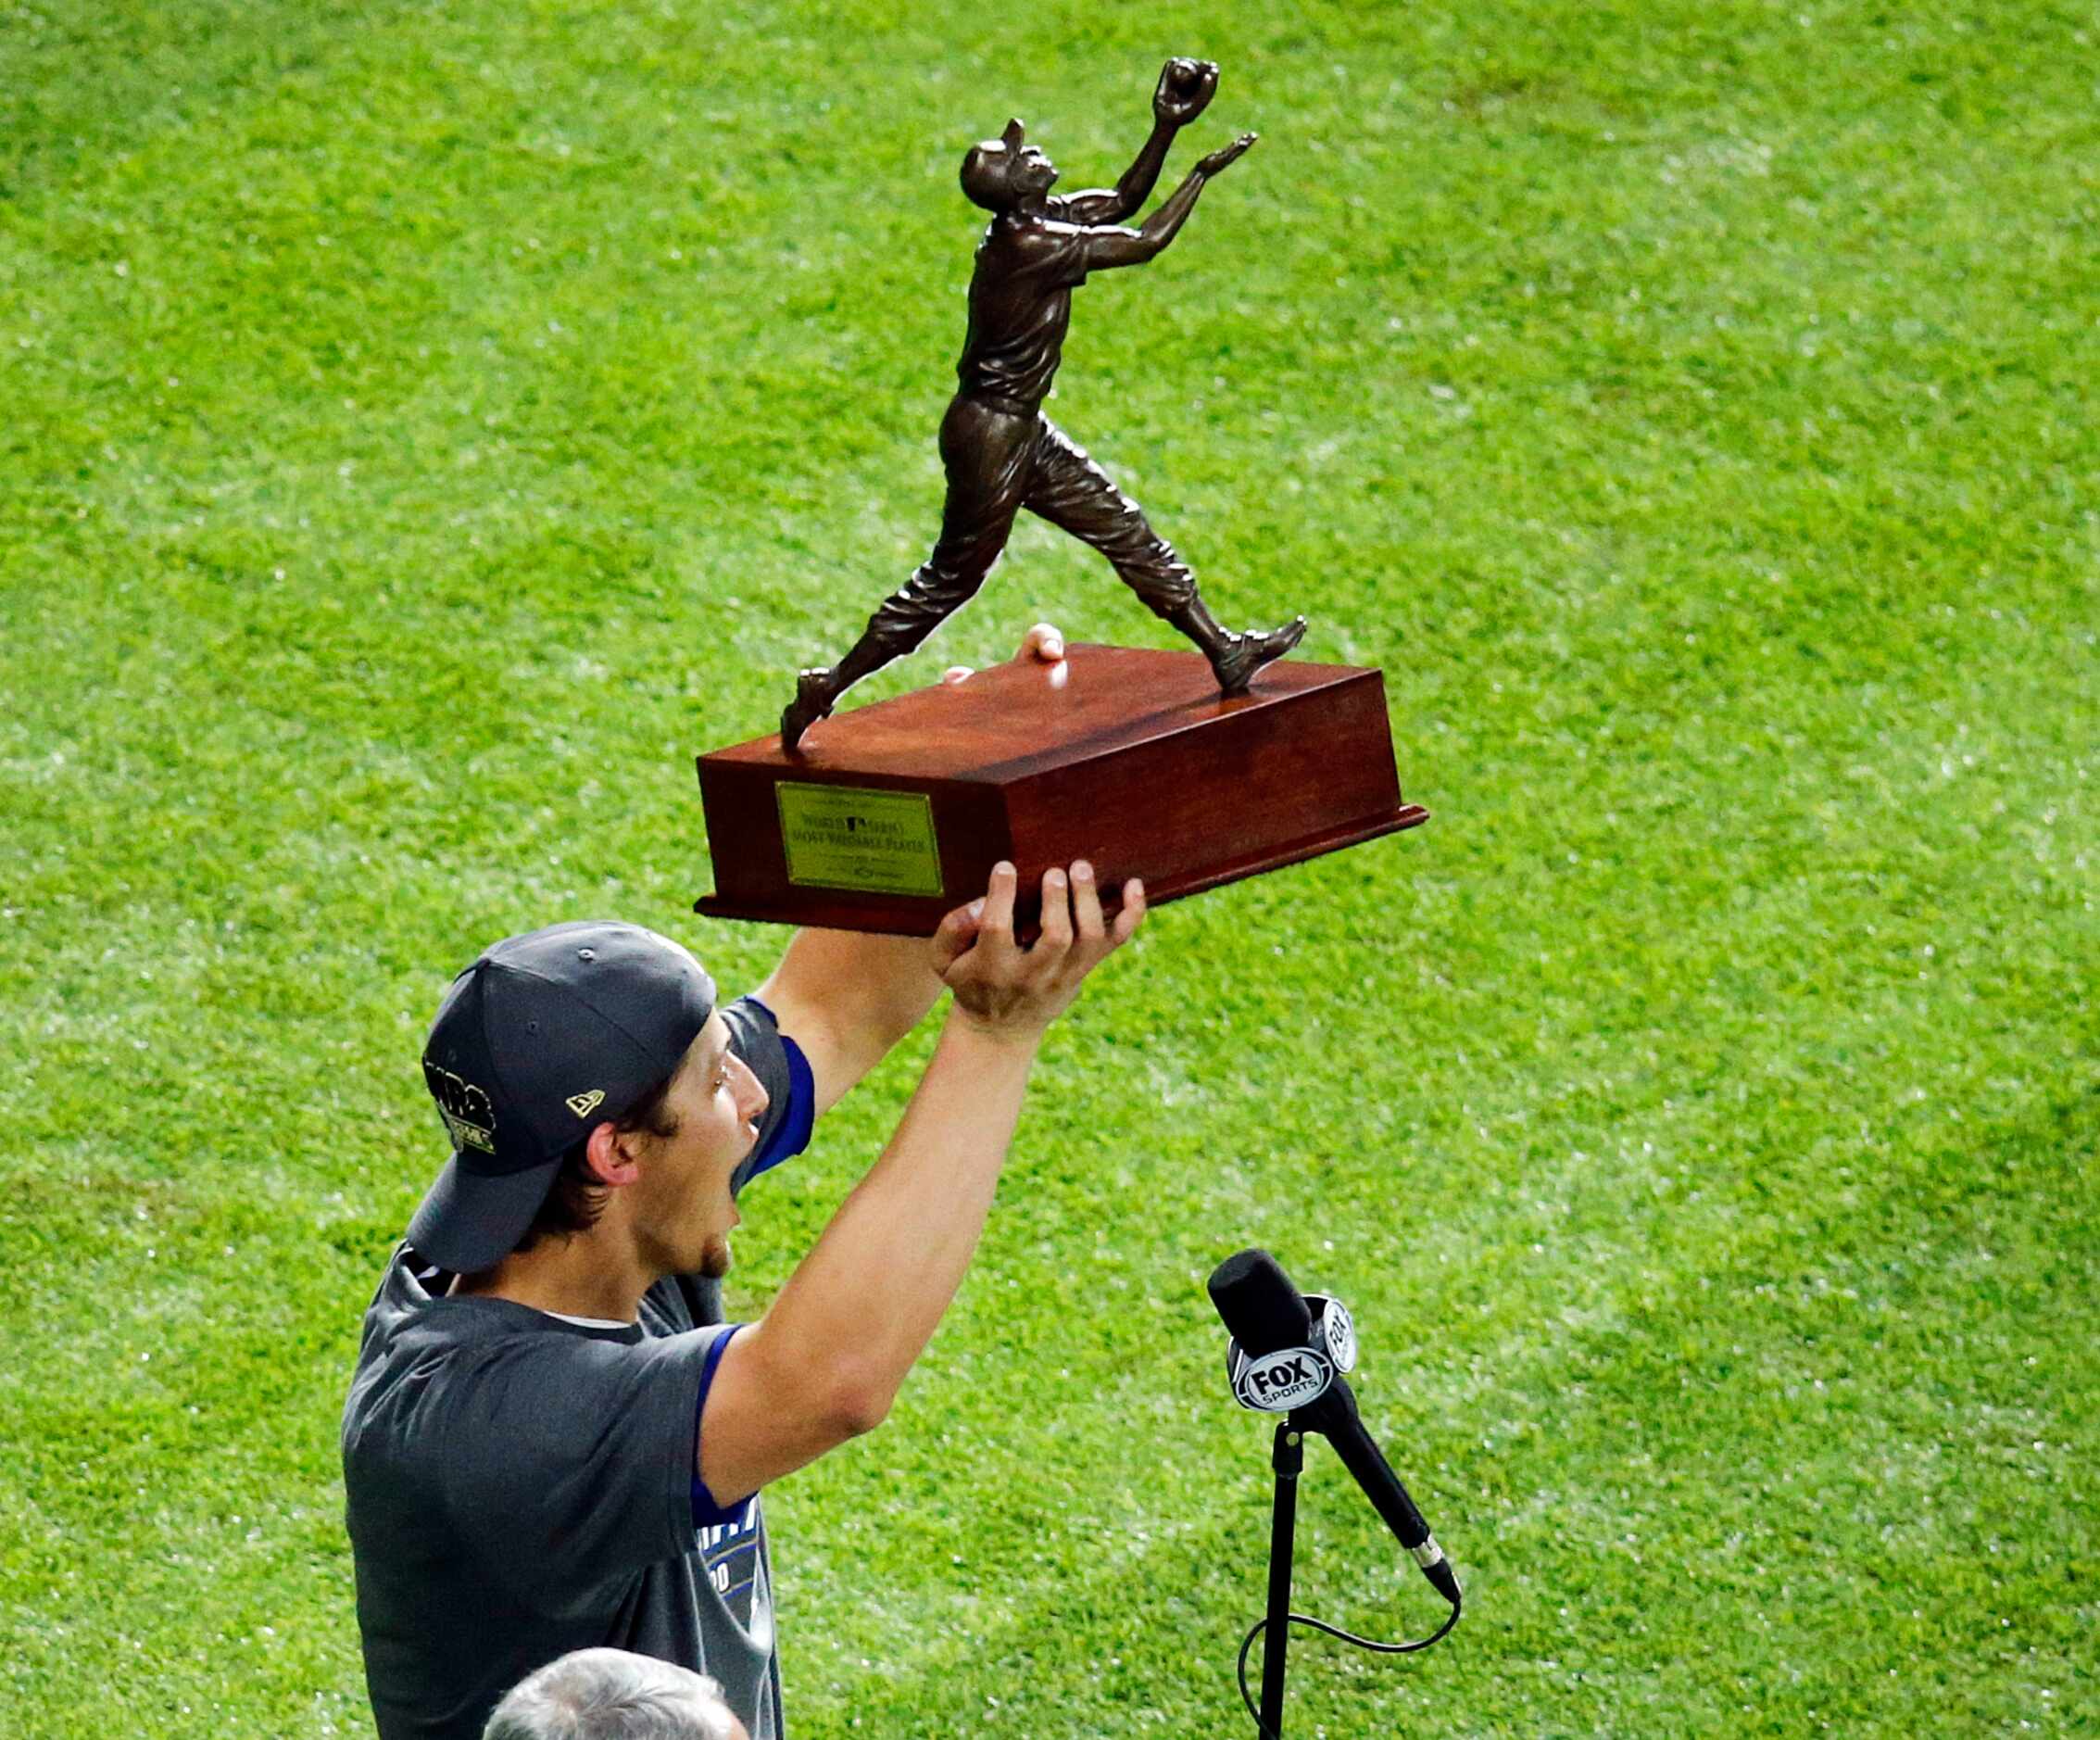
[930,860,1144,1041]
[1154,57,1219,127]
[1196,132,1258,177]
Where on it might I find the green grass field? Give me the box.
[3,1,2095,1734]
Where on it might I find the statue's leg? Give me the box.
[782,401,1032,750]
[1022,420,1304,694]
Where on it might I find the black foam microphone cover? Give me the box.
[1208,1248,1315,1355]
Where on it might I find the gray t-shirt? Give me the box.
[344,996,811,1740]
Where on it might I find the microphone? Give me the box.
[1208,1249,1460,1608]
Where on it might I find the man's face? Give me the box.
[1013,141,1058,196]
[994,119,1057,201]
[628,1013,768,1280]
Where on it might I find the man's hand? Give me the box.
[1196,132,1258,177]
[1154,57,1219,128]
[931,860,1145,1041]
[760,609,1063,1116]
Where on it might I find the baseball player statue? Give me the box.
[780,57,1306,751]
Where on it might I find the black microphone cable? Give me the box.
[1234,1591,1461,1740]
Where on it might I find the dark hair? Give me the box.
[511,1074,682,1255]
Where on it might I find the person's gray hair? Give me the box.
[483,1648,742,1740]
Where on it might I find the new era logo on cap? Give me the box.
[565,1090,606,1119]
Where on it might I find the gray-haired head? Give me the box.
[483,1649,747,1740]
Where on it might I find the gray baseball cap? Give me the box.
[409,920,717,1274]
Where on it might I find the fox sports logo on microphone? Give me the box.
[1227,1342,1337,1412]
[1307,1293,1357,1374]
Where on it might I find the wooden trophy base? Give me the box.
[694,644,1427,936]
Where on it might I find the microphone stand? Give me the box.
[1258,1418,1307,1737]
[1252,1409,1461,1735]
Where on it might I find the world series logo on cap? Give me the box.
[424,1061,497,1154]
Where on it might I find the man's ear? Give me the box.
[585,1120,646,1189]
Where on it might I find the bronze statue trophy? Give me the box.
[696,61,1426,937]
[780,57,1301,753]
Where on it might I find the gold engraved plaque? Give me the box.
[775,783,943,898]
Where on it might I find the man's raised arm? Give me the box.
[697,858,1147,1505]
[1056,57,1218,224]
[1075,131,1259,274]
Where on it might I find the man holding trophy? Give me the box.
[345,631,1148,1740]
[347,55,1422,1740]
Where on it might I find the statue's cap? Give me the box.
[961,118,1027,210]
